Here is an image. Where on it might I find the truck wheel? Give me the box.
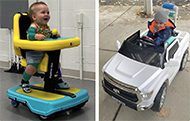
[179,50,189,71]
[151,82,167,112]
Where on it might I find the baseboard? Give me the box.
[0,61,95,81]
[61,68,95,81]
[0,61,9,69]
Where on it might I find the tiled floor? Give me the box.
[0,68,95,121]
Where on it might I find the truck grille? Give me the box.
[103,72,141,104]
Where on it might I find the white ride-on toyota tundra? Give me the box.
[102,3,189,112]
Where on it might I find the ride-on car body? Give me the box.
[102,3,189,112]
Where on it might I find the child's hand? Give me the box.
[52,29,61,38]
[57,33,61,38]
[35,34,46,40]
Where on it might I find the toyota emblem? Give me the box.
[113,88,120,94]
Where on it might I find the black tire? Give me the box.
[151,82,167,112]
[38,114,54,121]
[11,100,20,108]
[179,50,189,71]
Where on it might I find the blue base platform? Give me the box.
[7,82,89,117]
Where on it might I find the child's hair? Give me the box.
[28,1,47,22]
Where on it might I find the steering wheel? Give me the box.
[141,36,154,44]
[137,36,155,47]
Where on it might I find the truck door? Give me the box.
[166,41,179,81]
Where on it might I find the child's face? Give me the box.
[32,4,50,26]
[155,20,165,30]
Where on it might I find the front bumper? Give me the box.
[102,84,138,110]
[102,73,153,111]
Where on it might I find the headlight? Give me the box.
[140,91,153,100]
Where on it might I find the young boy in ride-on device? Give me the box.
[21,2,69,93]
[146,8,176,46]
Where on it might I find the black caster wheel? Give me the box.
[22,101,27,106]
[66,111,70,116]
[38,114,54,120]
[11,99,20,108]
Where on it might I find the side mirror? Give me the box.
[116,40,121,50]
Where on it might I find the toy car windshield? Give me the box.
[118,30,164,68]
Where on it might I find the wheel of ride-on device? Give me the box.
[151,82,167,112]
[38,114,54,120]
[11,99,20,108]
[179,50,189,71]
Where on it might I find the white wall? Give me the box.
[29,0,95,74]
[0,28,11,62]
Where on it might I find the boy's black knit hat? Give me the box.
[154,8,169,24]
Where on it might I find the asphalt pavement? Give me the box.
[99,4,190,121]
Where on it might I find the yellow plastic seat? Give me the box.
[13,13,80,72]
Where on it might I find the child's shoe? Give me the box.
[55,79,70,89]
[21,79,32,93]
